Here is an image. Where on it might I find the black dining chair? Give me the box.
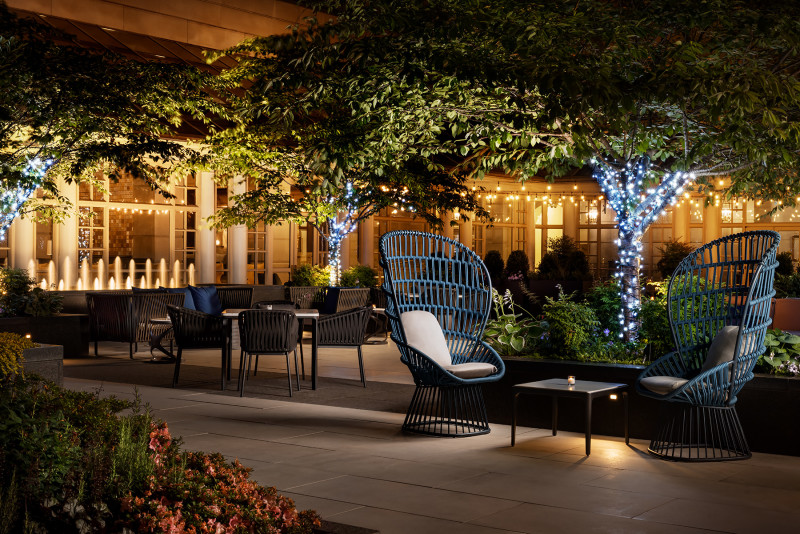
[317,306,372,387]
[237,309,300,397]
[166,305,229,390]
[252,300,302,377]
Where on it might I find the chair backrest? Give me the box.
[238,309,297,353]
[336,288,371,312]
[668,230,779,391]
[379,230,492,359]
[85,291,134,341]
[287,286,325,309]
[166,305,226,349]
[216,286,253,310]
[317,306,372,346]
[132,292,185,342]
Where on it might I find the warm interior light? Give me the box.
[609,394,618,400]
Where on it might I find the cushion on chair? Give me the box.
[161,287,195,310]
[640,376,689,395]
[444,362,497,379]
[400,310,452,367]
[701,325,739,373]
[188,285,223,316]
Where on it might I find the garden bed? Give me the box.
[484,357,800,456]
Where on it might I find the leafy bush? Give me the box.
[0,267,63,317]
[639,281,674,359]
[773,272,800,298]
[534,236,591,281]
[483,250,504,281]
[0,331,35,382]
[0,377,319,533]
[776,251,795,276]
[340,264,379,287]
[505,250,530,280]
[757,329,800,376]
[290,263,330,286]
[484,289,548,355]
[656,239,695,279]
[541,289,599,357]
[584,281,622,339]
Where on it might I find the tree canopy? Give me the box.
[0,6,220,234]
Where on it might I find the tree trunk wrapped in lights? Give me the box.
[593,157,695,341]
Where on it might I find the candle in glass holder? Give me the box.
[567,375,576,385]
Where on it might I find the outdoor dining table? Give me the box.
[222,308,322,390]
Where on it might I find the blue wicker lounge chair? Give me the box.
[636,230,779,461]
[379,230,505,437]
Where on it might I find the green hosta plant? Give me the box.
[484,289,547,356]
[759,329,800,376]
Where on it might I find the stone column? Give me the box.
[441,211,455,240]
[228,175,248,284]
[673,201,690,242]
[56,179,79,289]
[196,171,216,284]
[10,217,35,275]
[265,224,275,284]
[459,216,473,249]
[704,202,722,243]
[358,216,375,267]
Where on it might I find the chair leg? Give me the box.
[299,338,306,380]
[285,352,293,397]
[129,342,134,359]
[172,348,183,388]
[237,349,245,394]
[357,345,366,387]
[649,404,751,461]
[220,345,226,391]
[402,384,490,437]
[254,354,259,376]
[294,349,301,391]
[240,353,249,398]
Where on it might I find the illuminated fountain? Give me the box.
[80,259,90,290]
[188,263,195,286]
[173,260,181,288]
[145,259,152,288]
[159,259,167,289]
[129,259,136,288]
[114,257,123,288]
[96,258,106,290]
[48,260,56,289]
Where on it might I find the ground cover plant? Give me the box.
[0,376,319,533]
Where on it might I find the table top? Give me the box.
[222,308,319,319]
[513,378,628,395]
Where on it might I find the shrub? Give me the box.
[290,263,330,286]
[758,329,800,376]
[541,289,599,357]
[774,272,800,298]
[483,250,504,281]
[534,236,591,281]
[0,377,320,533]
[0,332,35,381]
[0,267,63,317]
[583,281,622,339]
[340,264,379,287]
[776,251,795,276]
[484,288,548,356]
[639,281,674,359]
[505,250,530,280]
[656,239,695,279]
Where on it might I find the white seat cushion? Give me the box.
[444,362,498,379]
[400,310,452,367]
[640,376,689,395]
[702,325,740,372]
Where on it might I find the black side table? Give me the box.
[511,378,629,455]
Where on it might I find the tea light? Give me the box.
[567,376,576,385]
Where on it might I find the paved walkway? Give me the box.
[64,341,800,534]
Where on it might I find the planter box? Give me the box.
[0,314,89,358]
[22,344,64,386]
[484,357,800,456]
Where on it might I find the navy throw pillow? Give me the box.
[188,285,223,316]
[160,287,195,310]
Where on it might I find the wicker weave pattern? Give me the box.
[288,287,324,309]
[216,286,253,309]
[637,230,779,406]
[166,305,228,389]
[133,292,184,345]
[317,306,372,346]
[238,309,298,353]
[379,230,505,387]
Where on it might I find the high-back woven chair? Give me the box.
[636,230,779,461]
[216,286,253,310]
[379,230,505,437]
[167,305,229,390]
[237,309,299,397]
[134,292,184,354]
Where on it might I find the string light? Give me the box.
[1,157,53,238]
[592,156,695,340]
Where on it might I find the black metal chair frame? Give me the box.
[379,230,505,437]
[636,230,779,461]
[316,306,372,387]
[237,309,300,397]
[167,305,229,390]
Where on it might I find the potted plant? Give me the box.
[0,267,88,357]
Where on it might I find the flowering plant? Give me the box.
[120,422,320,533]
[758,329,800,376]
[484,288,548,356]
